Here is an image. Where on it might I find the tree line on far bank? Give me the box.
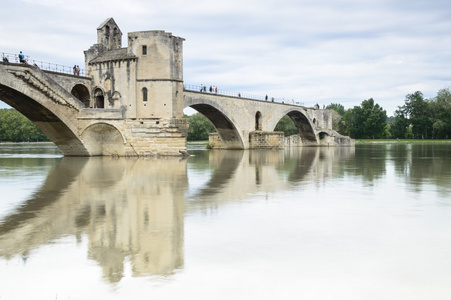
[328,87,451,139]
[1,87,450,143]
[0,109,49,142]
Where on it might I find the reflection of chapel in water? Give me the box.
[0,158,187,282]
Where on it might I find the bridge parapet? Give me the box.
[1,52,85,76]
[1,64,86,111]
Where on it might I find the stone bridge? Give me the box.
[0,18,353,156]
[0,62,352,155]
[184,91,352,149]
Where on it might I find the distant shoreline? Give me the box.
[0,141,54,145]
[355,139,451,144]
[2,140,450,146]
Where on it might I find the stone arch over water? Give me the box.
[186,102,244,149]
[274,110,318,144]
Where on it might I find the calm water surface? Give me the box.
[1,143,451,299]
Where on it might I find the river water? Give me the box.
[0,143,451,299]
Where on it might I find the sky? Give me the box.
[0,0,450,116]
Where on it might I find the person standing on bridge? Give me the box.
[265,95,268,101]
[19,51,25,63]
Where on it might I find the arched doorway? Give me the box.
[94,88,104,108]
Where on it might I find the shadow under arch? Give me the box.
[275,110,318,144]
[71,84,90,108]
[188,103,245,149]
[81,123,126,156]
[0,84,90,156]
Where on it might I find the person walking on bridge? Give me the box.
[19,51,25,63]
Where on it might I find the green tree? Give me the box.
[344,98,387,139]
[0,109,49,142]
[401,91,432,139]
[326,103,347,135]
[326,103,345,116]
[390,109,410,138]
[428,88,451,139]
[186,113,216,141]
[274,115,298,136]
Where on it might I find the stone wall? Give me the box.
[123,118,188,156]
[208,133,224,149]
[284,135,303,147]
[249,131,284,149]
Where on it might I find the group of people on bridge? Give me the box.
[200,85,218,94]
[73,65,81,76]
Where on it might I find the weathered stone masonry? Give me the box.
[0,18,353,156]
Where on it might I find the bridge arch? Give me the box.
[273,109,318,144]
[81,123,125,156]
[71,84,90,108]
[0,66,89,155]
[184,96,245,149]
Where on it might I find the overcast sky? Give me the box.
[1,0,450,115]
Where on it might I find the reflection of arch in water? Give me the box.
[189,150,245,199]
[0,158,88,242]
[280,147,318,184]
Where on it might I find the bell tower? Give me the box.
[97,18,122,50]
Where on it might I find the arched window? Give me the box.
[113,27,119,49]
[142,87,148,102]
[255,111,262,130]
[105,25,110,49]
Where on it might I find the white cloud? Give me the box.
[1,0,450,115]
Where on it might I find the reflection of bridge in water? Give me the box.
[0,147,354,283]
[0,18,353,157]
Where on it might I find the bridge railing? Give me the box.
[183,84,304,106]
[1,52,85,77]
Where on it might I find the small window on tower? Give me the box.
[142,87,148,102]
[142,45,147,55]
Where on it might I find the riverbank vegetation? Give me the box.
[0,109,49,142]
[328,88,451,140]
